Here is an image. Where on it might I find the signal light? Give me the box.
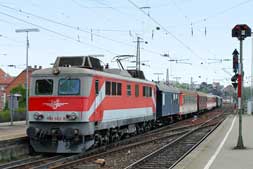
[232,24,251,40]
[232,49,239,73]
[232,82,238,89]
[231,74,238,89]
[231,74,238,82]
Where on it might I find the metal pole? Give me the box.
[166,68,169,85]
[25,32,29,125]
[236,39,245,149]
[136,37,140,71]
[251,35,253,104]
[15,28,39,126]
[10,95,13,126]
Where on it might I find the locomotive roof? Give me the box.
[156,83,180,93]
[32,67,155,85]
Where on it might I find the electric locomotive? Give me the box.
[27,56,222,153]
[27,56,156,153]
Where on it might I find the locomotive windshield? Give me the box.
[58,78,80,95]
[35,79,53,95]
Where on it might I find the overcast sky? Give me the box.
[0,0,253,86]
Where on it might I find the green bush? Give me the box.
[0,110,10,122]
[10,85,26,108]
[0,85,27,122]
[0,110,26,122]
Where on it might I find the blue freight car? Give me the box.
[156,83,180,122]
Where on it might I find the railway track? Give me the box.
[0,155,65,169]
[45,109,227,169]
[0,107,230,169]
[0,137,27,149]
[124,117,223,169]
[0,136,29,162]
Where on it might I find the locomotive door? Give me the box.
[94,79,102,121]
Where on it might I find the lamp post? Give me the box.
[15,28,39,125]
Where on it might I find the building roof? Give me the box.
[5,67,41,95]
[0,68,13,85]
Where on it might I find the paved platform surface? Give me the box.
[174,114,253,169]
[0,121,27,141]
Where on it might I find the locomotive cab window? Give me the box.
[58,78,80,95]
[35,79,53,95]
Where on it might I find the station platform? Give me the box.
[0,121,27,141]
[174,114,253,169]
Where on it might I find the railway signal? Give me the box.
[232,24,251,40]
[232,49,239,73]
[231,73,238,89]
[232,24,251,149]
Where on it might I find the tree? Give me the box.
[10,85,26,108]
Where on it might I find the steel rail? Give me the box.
[123,114,225,169]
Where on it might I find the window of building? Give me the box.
[35,79,53,95]
[117,83,122,95]
[127,84,131,96]
[106,81,111,95]
[135,84,139,97]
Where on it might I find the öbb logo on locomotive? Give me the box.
[43,99,69,110]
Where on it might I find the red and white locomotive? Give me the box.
[27,56,156,153]
[27,56,222,153]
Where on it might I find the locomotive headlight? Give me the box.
[66,112,78,120]
[33,112,44,120]
[52,67,60,75]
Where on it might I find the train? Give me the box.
[27,56,222,153]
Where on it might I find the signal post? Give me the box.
[232,24,251,149]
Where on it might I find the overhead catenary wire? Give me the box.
[0,10,119,55]
[0,1,231,84]
[0,3,162,56]
[128,0,227,81]
[191,0,253,25]
[127,0,205,61]
[127,0,220,84]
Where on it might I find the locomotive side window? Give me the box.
[149,87,152,97]
[135,84,139,97]
[117,83,122,95]
[112,82,117,95]
[58,79,80,95]
[127,84,131,96]
[105,81,111,95]
[35,79,53,95]
[95,80,99,95]
[143,86,152,97]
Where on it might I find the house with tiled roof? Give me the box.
[5,66,42,97]
[0,68,14,110]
